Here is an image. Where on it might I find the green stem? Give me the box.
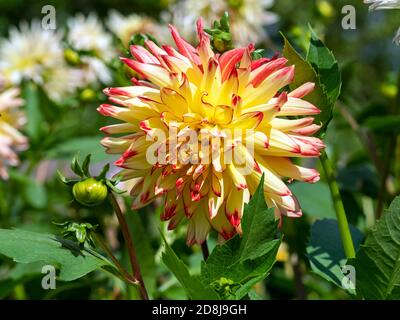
[320,151,355,259]
[395,136,400,194]
[92,232,140,287]
[109,193,149,300]
[375,136,396,219]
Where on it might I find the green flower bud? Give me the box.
[380,83,398,99]
[212,277,240,298]
[72,178,108,207]
[80,88,97,102]
[317,0,335,19]
[213,37,230,53]
[64,49,80,65]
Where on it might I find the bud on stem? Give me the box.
[72,178,108,207]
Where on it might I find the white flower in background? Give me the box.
[162,0,224,40]
[229,0,279,46]
[67,14,114,85]
[0,21,64,85]
[67,13,114,62]
[364,0,400,10]
[43,67,84,102]
[79,57,113,84]
[0,84,27,179]
[364,0,400,45]
[107,10,165,47]
[0,21,83,101]
[166,0,278,46]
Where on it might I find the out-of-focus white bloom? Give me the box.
[79,57,112,85]
[107,10,165,47]
[0,84,27,179]
[163,0,224,40]
[166,0,278,46]
[230,0,279,46]
[67,14,114,85]
[43,67,84,102]
[364,0,400,45]
[364,0,400,10]
[0,21,64,85]
[0,21,83,101]
[67,13,114,62]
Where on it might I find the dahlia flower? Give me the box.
[78,56,113,85]
[67,13,114,62]
[43,67,85,102]
[99,19,323,245]
[67,14,114,84]
[0,21,63,84]
[0,21,81,101]
[165,0,278,46]
[0,85,27,179]
[107,10,166,47]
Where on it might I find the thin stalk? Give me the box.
[395,136,400,194]
[291,254,306,300]
[337,102,382,171]
[320,151,356,259]
[92,232,139,287]
[201,240,210,261]
[375,136,396,219]
[376,71,400,218]
[109,193,149,300]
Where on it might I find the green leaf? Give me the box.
[98,163,110,180]
[47,136,110,163]
[306,25,341,105]
[23,83,43,142]
[251,49,265,60]
[71,156,84,177]
[128,33,159,49]
[239,175,279,260]
[81,154,92,177]
[248,290,263,300]
[306,219,364,293]
[0,229,117,282]
[57,222,97,248]
[23,178,48,209]
[0,262,45,298]
[220,11,230,31]
[363,115,400,134]
[126,213,157,297]
[282,34,332,134]
[204,12,233,53]
[289,182,336,218]
[57,170,78,186]
[200,175,281,299]
[352,196,400,299]
[9,171,47,209]
[161,235,220,300]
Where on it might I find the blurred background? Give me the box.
[0,0,399,300]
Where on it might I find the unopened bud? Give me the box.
[72,178,108,207]
[80,88,97,102]
[64,49,80,65]
[317,0,335,18]
[213,37,231,53]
